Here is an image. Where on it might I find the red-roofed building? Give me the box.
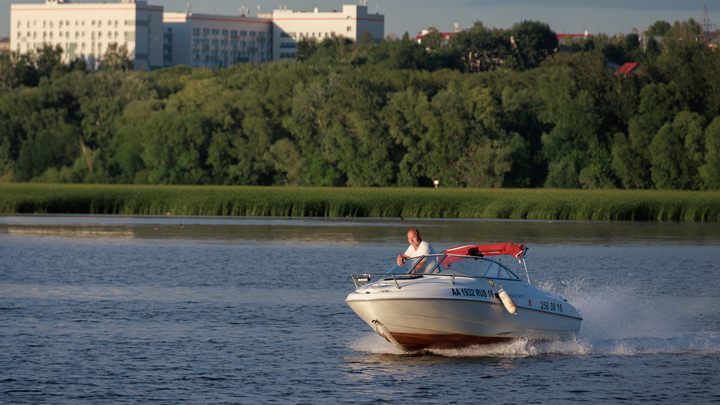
[415,29,456,46]
[556,31,588,53]
[556,33,587,41]
[615,62,638,76]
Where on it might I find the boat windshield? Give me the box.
[387,255,440,275]
[432,255,520,280]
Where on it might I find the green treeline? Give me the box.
[3,184,720,221]
[1,20,720,189]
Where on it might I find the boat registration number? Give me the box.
[540,301,563,313]
[451,288,496,298]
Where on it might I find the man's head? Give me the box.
[407,229,422,248]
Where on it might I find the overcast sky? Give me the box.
[1,0,717,38]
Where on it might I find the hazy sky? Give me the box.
[1,0,717,38]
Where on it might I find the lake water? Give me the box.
[1,215,719,404]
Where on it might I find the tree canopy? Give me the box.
[1,18,719,189]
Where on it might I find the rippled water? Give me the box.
[1,215,719,404]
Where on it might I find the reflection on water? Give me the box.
[2,214,720,246]
[7,227,135,239]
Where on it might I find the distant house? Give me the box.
[0,37,9,51]
[415,29,455,46]
[556,32,588,53]
[615,62,638,76]
[556,33,587,42]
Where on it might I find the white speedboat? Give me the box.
[346,243,582,352]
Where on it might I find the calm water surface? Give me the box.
[1,215,719,404]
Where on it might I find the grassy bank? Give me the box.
[1,183,719,221]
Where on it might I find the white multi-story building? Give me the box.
[9,0,385,70]
[163,10,272,68]
[10,0,163,70]
[270,3,385,60]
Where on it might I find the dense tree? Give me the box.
[421,27,444,51]
[448,21,514,72]
[650,111,705,189]
[535,65,608,188]
[646,21,672,37]
[370,33,431,70]
[0,17,717,190]
[612,82,684,189]
[101,44,134,71]
[508,20,558,70]
[700,117,720,189]
[35,44,68,81]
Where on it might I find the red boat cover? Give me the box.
[443,243,527,258]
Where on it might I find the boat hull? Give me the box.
[346,276,582,351]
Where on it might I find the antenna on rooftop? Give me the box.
[185,2,191,13]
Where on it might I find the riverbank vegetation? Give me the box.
[2,184,719,221]
[1,20,719,190]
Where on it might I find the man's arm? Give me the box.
[397,254,408,266]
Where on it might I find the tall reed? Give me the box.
[1,184,719,221]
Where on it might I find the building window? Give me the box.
[193,28,200,36]
[347,26,351,32]
[231,30,238,38]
